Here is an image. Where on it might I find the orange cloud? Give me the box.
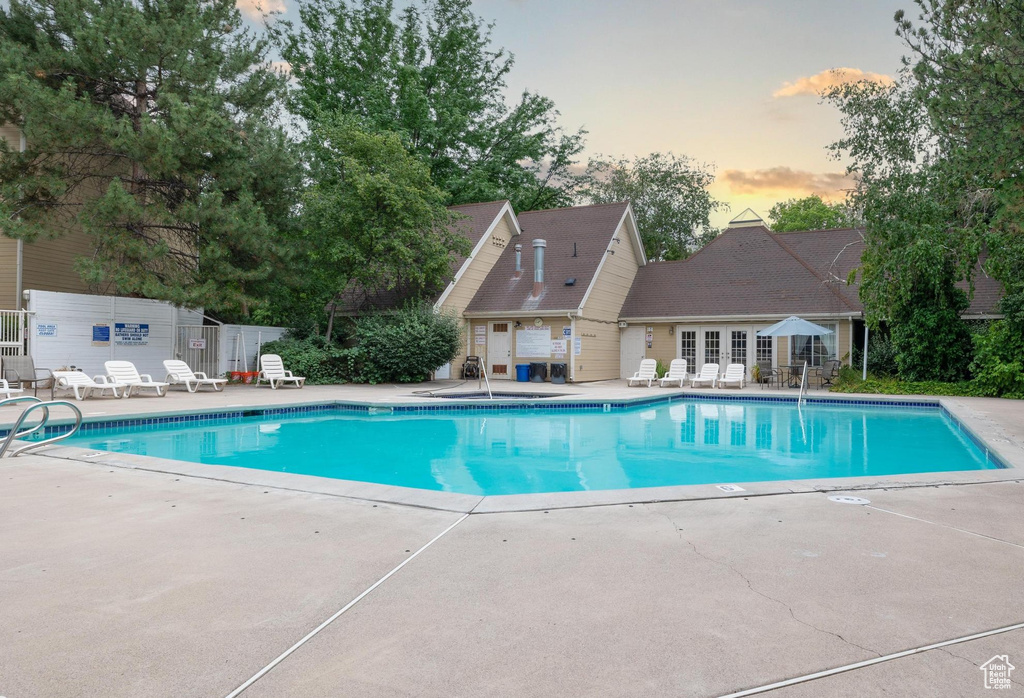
[773,68,894,98]
[719,167,856,196]
[237,0,285,20]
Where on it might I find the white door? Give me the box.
[619,326,646,379]
[700,328,724,368]
[487,322,511,379]
[726,326,750,378]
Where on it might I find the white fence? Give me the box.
[23,290,287,380]
[221,324,288,374]
[0,309,27,357]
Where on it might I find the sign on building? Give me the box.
[36,323,57,337]
[114,322,150,346]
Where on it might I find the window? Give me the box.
[790,323,837,367]
[730,330,747,366]
[678,330,696,369]
[756,336,773,364]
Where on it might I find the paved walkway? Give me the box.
[3,382,1024,696]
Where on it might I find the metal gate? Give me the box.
[0,310,27,357]
[173,325,220,378]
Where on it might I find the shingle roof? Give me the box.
[464,201,630,314]
[619,225,859,319]
[620,225,1004,320]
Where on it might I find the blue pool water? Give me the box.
[54,400,999,496]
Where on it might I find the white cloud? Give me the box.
[773,68,894,98]
[237,0,285,21]
[720,167,856,196]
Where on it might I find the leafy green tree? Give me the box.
[303,113,470,335]
[824,75,977,380]
[0,0,298,320]
[273,0,586,212]
[896,1,1024,337]
[768,194,858,232]
[581,152,721,260]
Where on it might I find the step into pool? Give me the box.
[51,399,1002,496]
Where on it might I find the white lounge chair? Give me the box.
[104,361,169,397]
[719,363,747,389]
[691,363,720,388]
[659,359,688,388]
[164,360,227,393]
[53,370,123,400]
[257,354,306,389]
[0,378,24,398]
[627,359,658,387]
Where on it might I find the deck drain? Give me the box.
[829,495,871,505]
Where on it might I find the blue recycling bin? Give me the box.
[515,364,530,382]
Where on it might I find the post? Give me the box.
[862,324,869,381]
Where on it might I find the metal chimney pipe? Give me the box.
[514,244,522,277]
[532,239,546,297]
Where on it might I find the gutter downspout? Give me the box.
[15,131,25,308]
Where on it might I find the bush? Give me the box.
[258,335,352,384]
[970,320,1024,398]
[349,305,462,384]
[890,299,974,382]
[851,333,900,378]
[830,373,984,397]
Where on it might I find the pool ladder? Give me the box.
[0,395,83,458]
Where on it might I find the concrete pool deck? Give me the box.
[2,382,1024,696]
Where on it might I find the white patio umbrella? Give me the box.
[756,316,835,338]
[757,316,834,401]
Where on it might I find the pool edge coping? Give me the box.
[5,392,1021,514]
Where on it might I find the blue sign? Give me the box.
[92,324,110,344]
[114,322,150,346]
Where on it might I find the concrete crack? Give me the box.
[646,504,882,659]
[939,647,1024,688]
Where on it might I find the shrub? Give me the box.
[258,335,352,384]
[830,374,984,397]
[970,320,1024,398]
[851,333,900,378]
[349,305,462,384]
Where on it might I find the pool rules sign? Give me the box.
[114,323,150,346]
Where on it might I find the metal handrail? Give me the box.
[798,361,808,406]
[0,395,46,441]
[477,363,494,400]
[0,399,83,458]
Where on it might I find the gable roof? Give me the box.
[464,201,633,315]
[619,225,860,320]
[620,224,1004,320]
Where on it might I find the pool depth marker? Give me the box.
[223,512,470,697]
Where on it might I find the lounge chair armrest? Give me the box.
[167,372,182,382]
[94,375,112,385]
[194,371,208,379]
[283,370,294,377]
[140,374,153,382]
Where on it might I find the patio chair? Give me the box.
[690,363,720,388]
[659,359,688,388]
[256,354,306,389]
[53,370,123,400]
[164,360,227,393]
[818,359,841,388]
[755,360,779,390]
[104,361,169,397]
[627,359,658,387]
[1,378,24,398]
[719,363,746,389]
[2,355,55,399]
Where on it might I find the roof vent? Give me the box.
[565,277,576,286]
[531,239,546,297]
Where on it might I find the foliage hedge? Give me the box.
[260,305,461,385]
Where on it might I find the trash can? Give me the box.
[515,364,530,382]
[550,362,567,384]
[528,362,547,383]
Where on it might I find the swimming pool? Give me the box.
[52,399,1000,496]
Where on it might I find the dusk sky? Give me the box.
[246,0,910,227]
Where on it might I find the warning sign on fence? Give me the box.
[114,323,150,346]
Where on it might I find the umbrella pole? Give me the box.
[862,324,869,381]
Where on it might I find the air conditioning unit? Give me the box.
[618,321,628,328]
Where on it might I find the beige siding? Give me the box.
[0,236,17,308]
[0,124,20,148]
[21,230,100,297]
[440,215,516,372]
[574,217,642,381]
[452,316,572,381]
